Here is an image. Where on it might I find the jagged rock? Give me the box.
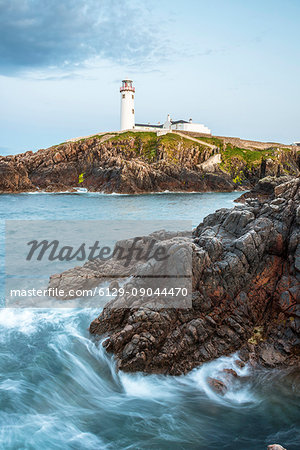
[235,359,245,368]
[1,133,299,193]
[49,231,192,300]
[235,175,294,203]
[86,178,300,374]
[223,368,238,377]
[267,445,287,450]
[207,377,227,395]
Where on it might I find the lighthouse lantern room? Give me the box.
[120,79,135,131]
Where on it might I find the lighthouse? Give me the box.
[120,79,135,131]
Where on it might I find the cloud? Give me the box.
[0,0,165,75]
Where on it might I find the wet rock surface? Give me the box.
[267,445,287,450]
[207,377,227,395]
[49,230,192,300]
[88,178,300,374]
[235,175,295,203]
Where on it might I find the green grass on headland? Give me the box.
[109,131,157,142]
[223,145,265,164]
[196,136,224,148]
[54,131,295,171]
[107,131,209,162]
[221,144,283,165]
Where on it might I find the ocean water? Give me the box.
[0,191,299,450]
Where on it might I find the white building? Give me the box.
[120,79,211,135]
[135,115,211,135]
[120,79,135,131]
[163,114,211,134]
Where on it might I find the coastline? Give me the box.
[1,131,299,195]
[1,175,298,450]
[0,187,246,196]
[47,177,299,375]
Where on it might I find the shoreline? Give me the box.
[1,131,299,197]
[83,177,300,375]
[0,187,246,196]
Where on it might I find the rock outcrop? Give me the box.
[87,178,300,374]
[1,132,299,194]
[235,175,295,203]
[267,445,287,450]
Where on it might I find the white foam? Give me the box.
[0,309,36,334]
[186,353,257,406]
[17,189,245,197]
[120,372,173,399]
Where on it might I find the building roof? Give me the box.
[135,123,163,128]
[171,120,189,124]
[135,119,190,128]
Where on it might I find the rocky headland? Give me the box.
[1,131,299,193]
[50,177,300,375]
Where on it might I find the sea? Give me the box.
[0,191,299,449]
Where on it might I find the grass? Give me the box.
[53,131,296,175]
[196,136,224,148]
[54,133,294,164]
[223,145,262,164]
[160,133,182,144]
[109,131,157,142]
[221,144,283,165]
[55,131,217,162]
[76,133,109,142]
[109,132,159,161]
[106,131,210,163]
[110,131,208,147]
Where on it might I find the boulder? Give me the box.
[207,378,227,395]
[267,445,287,450]
[86,178,299,374]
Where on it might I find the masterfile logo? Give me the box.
[5,220,192,308]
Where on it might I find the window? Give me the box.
[132,95,134,99]
[132,109,134,114]
[122,94,125,99]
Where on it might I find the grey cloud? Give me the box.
[0,0,164,75]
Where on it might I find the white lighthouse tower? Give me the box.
[120,79,135,131]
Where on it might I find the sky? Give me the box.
[0,0,299,155]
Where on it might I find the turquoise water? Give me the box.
[0,192,299,449]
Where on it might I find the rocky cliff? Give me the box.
[87,178,300,374]
[1,131,299,193]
